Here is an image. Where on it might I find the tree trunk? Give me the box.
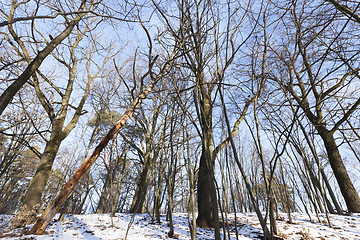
[96,167,114,213]
[196,75,219,232]
[197,150,214,228]
[184,116,197,240]
[130,156,151,213]
[321,169,343,214]
[319,130,360,213]
[167,175,174,238]
[153,165,165,223]
[111,154,127,217]
[129,106,162,214]
[8,133,63,230]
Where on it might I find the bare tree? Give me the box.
[6,5,118,229]
[152,1,259,233]
[28,16,182,231]
[0,0,95,116]
[269,0,360,213]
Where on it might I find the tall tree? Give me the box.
[152,0,258,230]
[269,0,360,213]
[7,7,114,229]
[29,43,180,234]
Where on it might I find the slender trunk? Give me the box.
[78,187,91,214]
[321,169,343,214]
[120,184,131,212]
[153,166,165,222]
[309,172,335,214]
[225,147,238,240]
[318,169,333,228]
[167,174,174,238]
[269,194,278,236]
[296,117,343,215]
[130,111,162,214]
[111,153,127,217]
[167,114,178,238]
[253,97,277,237]
[97,134,118,214]
[219,88,270,238]
[188,173,197,240]
[218,151,230,240]
[301,152,334,214]
[280,165,293,224]
[154,184,162,222]
[184,117,196,240]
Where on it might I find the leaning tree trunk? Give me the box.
[295,115,344,215]
[28,53,174,234]
[318,129,360,213]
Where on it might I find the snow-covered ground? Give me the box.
[0,212,359,239]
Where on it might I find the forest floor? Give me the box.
[0,212,359,239]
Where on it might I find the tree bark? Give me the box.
[128,97,163,214]
[96,167,114,213]
[197,150,214,227]
[318,130,360,213]
[8,130,64,230]
[129,156,152,213]
[111,152,127,217]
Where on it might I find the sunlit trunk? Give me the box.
[318,129,360,213]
